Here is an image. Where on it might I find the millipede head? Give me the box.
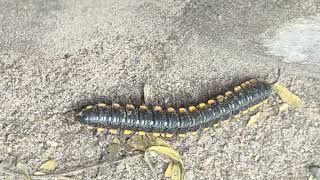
[207,99,216,105]
[188,106,197,112]
[179,108,187,113]
[112,103,121,109]
[139,105,148,110]
[167,107,176,113]
[153,106,162,112]
[97,103,107,108]
[198,103,207,109]
[126,104,135,110]
[216,95,224,102]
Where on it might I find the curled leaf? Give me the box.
[171,162,182,180]
[272,83,302,107]
[39,159,57,171]
[146,146,181,162]
[165,162,174,177]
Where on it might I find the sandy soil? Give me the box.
[1,0,319,179]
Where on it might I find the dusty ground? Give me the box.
[1,0,320,179]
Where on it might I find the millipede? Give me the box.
[76,79,301,138]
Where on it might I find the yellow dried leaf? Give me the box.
[147,135,171,147]
[106,143,121,160]
[33,171,46,176]
[16,161,31,180]
[165,162,174,177]
[146,146,181,162]
[172,162,182,180]
[39,159,57,171]
[247,112,261,127]
[272,83,302,107]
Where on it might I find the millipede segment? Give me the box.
[77,79,273,137]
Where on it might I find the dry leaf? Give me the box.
[247,112,261,127]
[146,146,181,162]
[272,83,302,107]
[171,162,182,180]
[16,161,31,180]
[33,171,46,176]
[106,144,121,160]
[165,162,174,177]
[40,159,57,171]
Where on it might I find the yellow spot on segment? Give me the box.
[188,106,197,112]
[126,104,135,110]
[97,103,107,108]
[217,95,224,102]
[263,99,268,104]
[138,131,145,136]
[153,106,162,112]
[97,128,105,133]
[139,105,148,110]
[234,86,242,92]
[167,107,176,113]
[112,103,121,109]
[203,127,209,131]
[225,91,233,97]
[85,105,93,109]
[123,130,132,135]
[178,134,186,138]
[245,81,251,86]
[207,99,216,105]
[241,83,248,88]
[152,132,160,137]
[191,131,197,135]
[198,103,207,109]
[179,108,187,113]
[161,133,166,137]
[250,79,257,84]
[165,133,173,138]
[242,109,249,115]
[109,129,118,134]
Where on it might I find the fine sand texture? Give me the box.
[1,0,320,179]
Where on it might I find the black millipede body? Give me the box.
[76,79,273,137]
